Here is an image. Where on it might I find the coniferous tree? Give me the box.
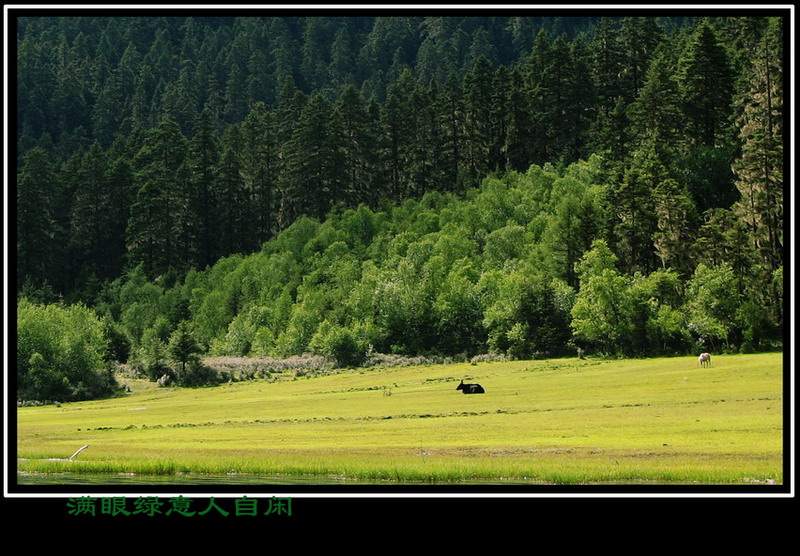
[731,17,783,272]
[185,109,220,268]
[545,192,600,288]
[590,17,624,121]
[246,49,274,106]
[223,63,249,125]
[143,27,176,78]
[617,16,664,103]
[652,178,697,277]
[463,56,497,185]
[178,16,202,61]
[626,47,682,154]
[329,25,357,89]
[17,33,57,145]
[274,80,307,229]
[240,102,280,246]
[300,17,331,92]
[406,84,440,197]
[92,69,125,145]
[67,142,129,291]
[335,85,379,207]
[503,68,533,172]
[130,62,159,130]
[51,37,90,140]
[523,29,555,165]
[434,74,467,191]
[559,37,595,162]
[126,116,189,278]
[380,70,418,199]
[677,22,735,148]
[415,32,455,88]
[692,208,757,295]
[281,93,346,222]
[608,141,664,275]
[268,18,303,91]
[168,320,202,378]
[215,125,247,259]
[17,147,60,292]
[161,59,200,135]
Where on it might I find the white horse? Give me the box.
[698,353,711,368]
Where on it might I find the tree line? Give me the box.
[15,14,785,400]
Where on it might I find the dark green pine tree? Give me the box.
[466,27,499,69]
[329,26,357,90]
[589,17,625,122]
[652,177,697,277]
[130,62,159,131]
[547,193,600,289]
[168,320,201,376]
[143,28,176,80]
[67,142,129,291]
[617,17,664,104]
[246,49,274,107]
[268,17,303,93]
[677,22,735,148]
[380,70,418,200]
[462,56,497,185]
[358,16,419,78]
[522,29,555,165]
[406,84,440,198]
[732,16,783,273]
[274,79,308,229]
[626,47,683,155]
[558,37,596,163]
[214,127,247,259]
[281,93,346,224]
[589,96,630,166]
[608,141,665,275]
[240,102,280,247]
[692,208,758,295]
[414,34,449,88]
[17,147,60,293]
[178,16,203,61]
[525,31,593,165]
[300,17,331,92]
[92,43,143,146]
[432,73,467,191]
[503,67,534,173]
[126,116,189,279]
[17,34,57,144]
[50,35,90,140]
[335,86,379,207]
[223,63,249,126]
[161,59,200,135]
[185,109,220,268]
[507,16,537,59]
[490,72,513,153]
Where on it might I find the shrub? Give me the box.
[175,359,220,387]
[309,321,367,367]
[17,299,117,401]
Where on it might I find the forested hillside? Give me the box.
[15,14,786,401]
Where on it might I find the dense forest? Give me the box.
[14,13,786,401]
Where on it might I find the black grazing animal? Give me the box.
[456,380,485,394]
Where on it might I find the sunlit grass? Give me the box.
[17,353,783,484]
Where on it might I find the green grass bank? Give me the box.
[17,352,783,485]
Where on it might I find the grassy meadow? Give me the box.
[16,352,784,485]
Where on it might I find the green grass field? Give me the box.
[16,352,784,485]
